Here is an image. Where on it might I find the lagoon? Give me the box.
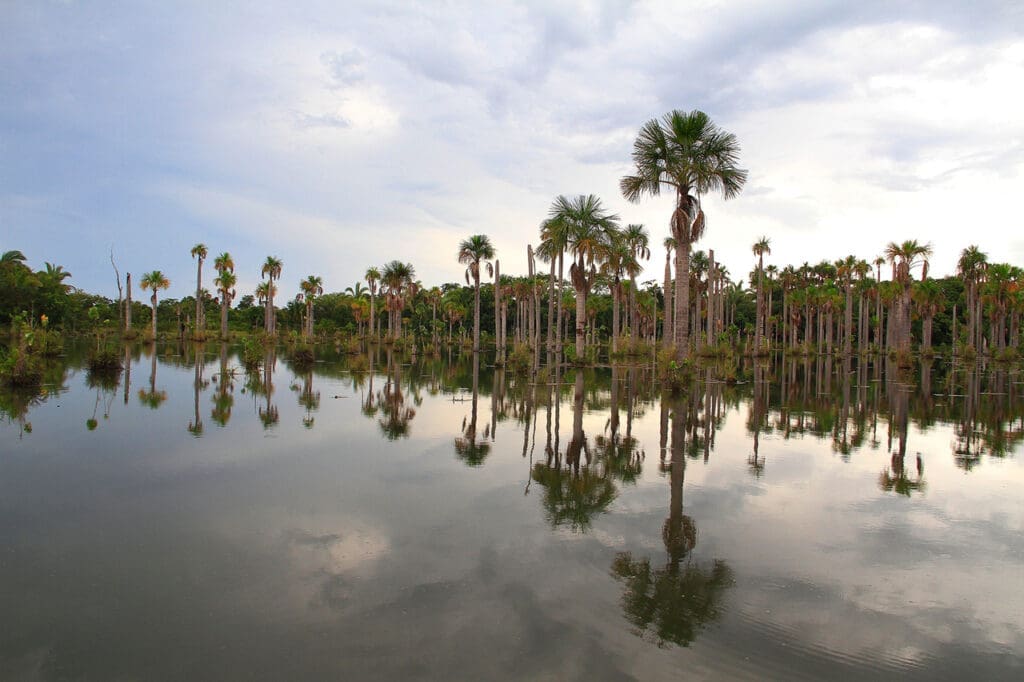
[1,344,1022,680]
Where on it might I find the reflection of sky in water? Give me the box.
[0,347,1021,680]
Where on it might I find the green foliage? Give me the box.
[506,343,533,375]
[87,347,123,372]
[241,338,263,369]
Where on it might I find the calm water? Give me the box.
[1,343,1022,680]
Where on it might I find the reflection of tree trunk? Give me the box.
[123,343,132,404]
[192,353,203,433]
[667,393,688,565]
[470,352,480,440]
[609,365,620,441]
[567,371,587,473]
[149,351,157,395]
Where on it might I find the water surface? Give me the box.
[1,344,1022,680]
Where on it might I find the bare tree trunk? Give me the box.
[125,273,133,335]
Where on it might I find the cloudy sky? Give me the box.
[2,0,1023,301]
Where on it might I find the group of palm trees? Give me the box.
[116,109,1022,363]
[132,247,329,342]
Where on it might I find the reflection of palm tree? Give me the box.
[188,346,208,436]
[211,343,235,426]
[529,371,617,531]
[137,348,167,409]
[139,270,170,340]
[455,354,490,464]
[252,348,279,428]
[611,391,733,647]
[378,349,415,439]
[299,369,320,428]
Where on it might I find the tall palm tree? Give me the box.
[958,245,988,352]
[623,224,650,342]
[214,271,236,341]
[601,236,633,352]
[366,267,381,339]
[538,215,573,356]
[546,195,620,360]
[458,235,496,352]
[213,252,235,340]
[190,243,208,337]
[913,279,945,353]
[885,240,932,353]
[662,237,676,342]
[836,255,858,355]
[299,275,324,338]
[261,256,283,335]
[139,270,170,340]
[381,260,415,340]
[621,109,747,361]
[752,236,771,352]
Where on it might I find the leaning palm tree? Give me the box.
[261,256,283,336]
[299,275,324,338]
[213,252,235,340]
[752,236,771,353]
[365,267,381,339]
[621,109,747,361]
[546,194,620,360]
[190,243,208,338]
[139,270,170,341]
[457,235,496,352]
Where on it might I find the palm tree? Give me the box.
[623,224,650,342]
[621,109,747,361]
[139,270,170,340]
[913,279,945,353]
[213,252,235,340]
[885,240,932,353]
[190,243,208,337]
[601,236,633,352]
[381,261,415,340]
[299,275,324,338]
[365,267,381,339]
[457,235,496,352]
[261,256,283,335]
[835,255,858,355]
[546,195,620,360]
[752,236,771,352]
[538,215,573,356]
[662,237,676,342]
[958,245,988,352]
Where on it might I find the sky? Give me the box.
[2,0,1023,302]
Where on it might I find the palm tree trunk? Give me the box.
[493,260,500,359]
[547,259,556,355]
[556,253,565,357]
[612,279,620,353]
[473,275,481,353]
[575,278,586,360]
[674,243,689,362]
[663,253,673,344]
[840,283,851,354]
[369,292,376,338]
[151,292,158,339]
[221,296,229,340]
[195,259,203,338]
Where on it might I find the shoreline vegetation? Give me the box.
[3,110,1023,386]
